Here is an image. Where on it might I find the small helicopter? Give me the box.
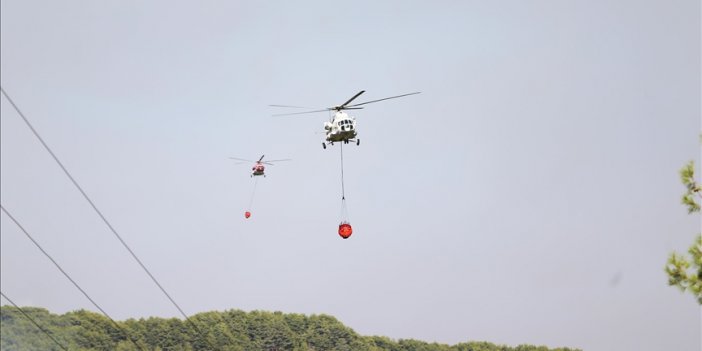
[272,90,420,149]
[228,155,290,177]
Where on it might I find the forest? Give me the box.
[0,306,580,351]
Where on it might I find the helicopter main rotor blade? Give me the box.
[345,92,421,108]
[229,157,256,163]
[338,90,366,109]
[258,155,265,162]
[262,159,291,165]
[269,104,313,108]
[272,108,330,117]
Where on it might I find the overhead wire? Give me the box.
[0,205,149,351]
[0,87,219,350]
[0,291,70,351]
[0,87,182,317]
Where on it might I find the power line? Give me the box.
[0,291,70,351]
[0,86,189,318]
[1,205,115,319]
[0,205,148,351]
[0,86,218,350]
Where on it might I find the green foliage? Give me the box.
[666,235,702,304]
[666,158,702,305]
[0,306,69,351]
[680,161,700,213]
[0,306,580,351]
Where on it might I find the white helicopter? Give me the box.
[272,90,420,149]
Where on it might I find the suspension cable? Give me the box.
[248,177,259,210]
[340,142,345,200]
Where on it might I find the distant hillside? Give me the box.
[0,306,579,351]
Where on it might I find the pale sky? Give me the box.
[1,1,700,351]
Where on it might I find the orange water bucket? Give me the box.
[338,223,353,239]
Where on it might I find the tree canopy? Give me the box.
[0,306,579,351]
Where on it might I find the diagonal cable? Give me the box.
[0,87,187,318]
[0,291,70,351]
[0,205,148,351]
[0,87,217,349]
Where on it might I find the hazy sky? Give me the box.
[1,1,700,350]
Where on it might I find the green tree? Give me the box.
[666,159,702,304]
[115,340,140,351]
[1,306,580,351]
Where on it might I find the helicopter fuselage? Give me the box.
[324,112,358,143]
[251,163,265,177]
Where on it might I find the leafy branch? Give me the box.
[680,161,700,213]
[666,153,702,304]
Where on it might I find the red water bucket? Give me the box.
[245,211,251,219]
[338,223,353,239]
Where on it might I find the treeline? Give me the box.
[0,306,579,351]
